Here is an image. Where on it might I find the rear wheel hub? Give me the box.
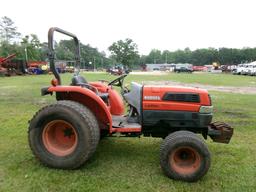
[42,120,78,156]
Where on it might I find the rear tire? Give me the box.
[160,131,211,182]
[28,100,100,169]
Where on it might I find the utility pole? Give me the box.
[93,57,96,72]
[24,47,28,63]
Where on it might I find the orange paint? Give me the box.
[143,85,211,112]
[108,89,125,115]
[47,86,112,129]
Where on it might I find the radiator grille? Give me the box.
[163,93,200,103]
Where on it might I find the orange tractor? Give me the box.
[28,28,233,182]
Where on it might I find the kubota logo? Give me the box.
[144,96,161,100]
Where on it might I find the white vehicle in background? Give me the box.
[240,64,251,75]
[233,62,256,76]
[248,63,256,76]
[233,64,246,75]
[253,65,256,76]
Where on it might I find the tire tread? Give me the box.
[28,100,100,169]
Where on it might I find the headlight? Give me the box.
[199,106,213,114]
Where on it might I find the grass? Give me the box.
[0,72,255,192]
[128,72,256,87]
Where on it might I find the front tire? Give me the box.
[160,131,211,182]
[28,100,100,169]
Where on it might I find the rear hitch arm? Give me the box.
[207,121,234,144]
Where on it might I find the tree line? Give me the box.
[139,47,256,66]
[1,16,256,69]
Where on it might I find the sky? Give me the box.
[1,0,256,55]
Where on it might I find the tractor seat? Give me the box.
[71,75,109,102]
[71,75,88,85]
[98,93,109,103]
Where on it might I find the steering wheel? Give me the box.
[108,74,127,87]
[108,74,129,96]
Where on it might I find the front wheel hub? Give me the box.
[170,146,201,175]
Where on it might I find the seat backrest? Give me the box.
[71,75,88,86]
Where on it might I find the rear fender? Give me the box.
[47,86,112,129]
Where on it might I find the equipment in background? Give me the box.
[106,64,130,75]
[0,54,27,76]
[174,63,193,73]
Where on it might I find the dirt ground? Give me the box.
[142,81,256,94]
[130,71,168,75]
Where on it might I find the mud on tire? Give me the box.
[160,131,211,182]
[28,100,100,169]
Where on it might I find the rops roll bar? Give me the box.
[48,27,81,85]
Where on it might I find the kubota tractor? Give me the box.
[28,28,233,182]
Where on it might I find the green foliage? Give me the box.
[142,47,256,65]
[55,40,112,68]
[0,16,22,58]
[108,38,139,67]
[146,49,162,64]
[0,16,21,43]
[0,41,21,57]
[0,34,45,61]
[55,40,75,60]
[0,16,44,61]
[20,34,44,61]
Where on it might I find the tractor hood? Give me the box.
[143,85,211,106]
